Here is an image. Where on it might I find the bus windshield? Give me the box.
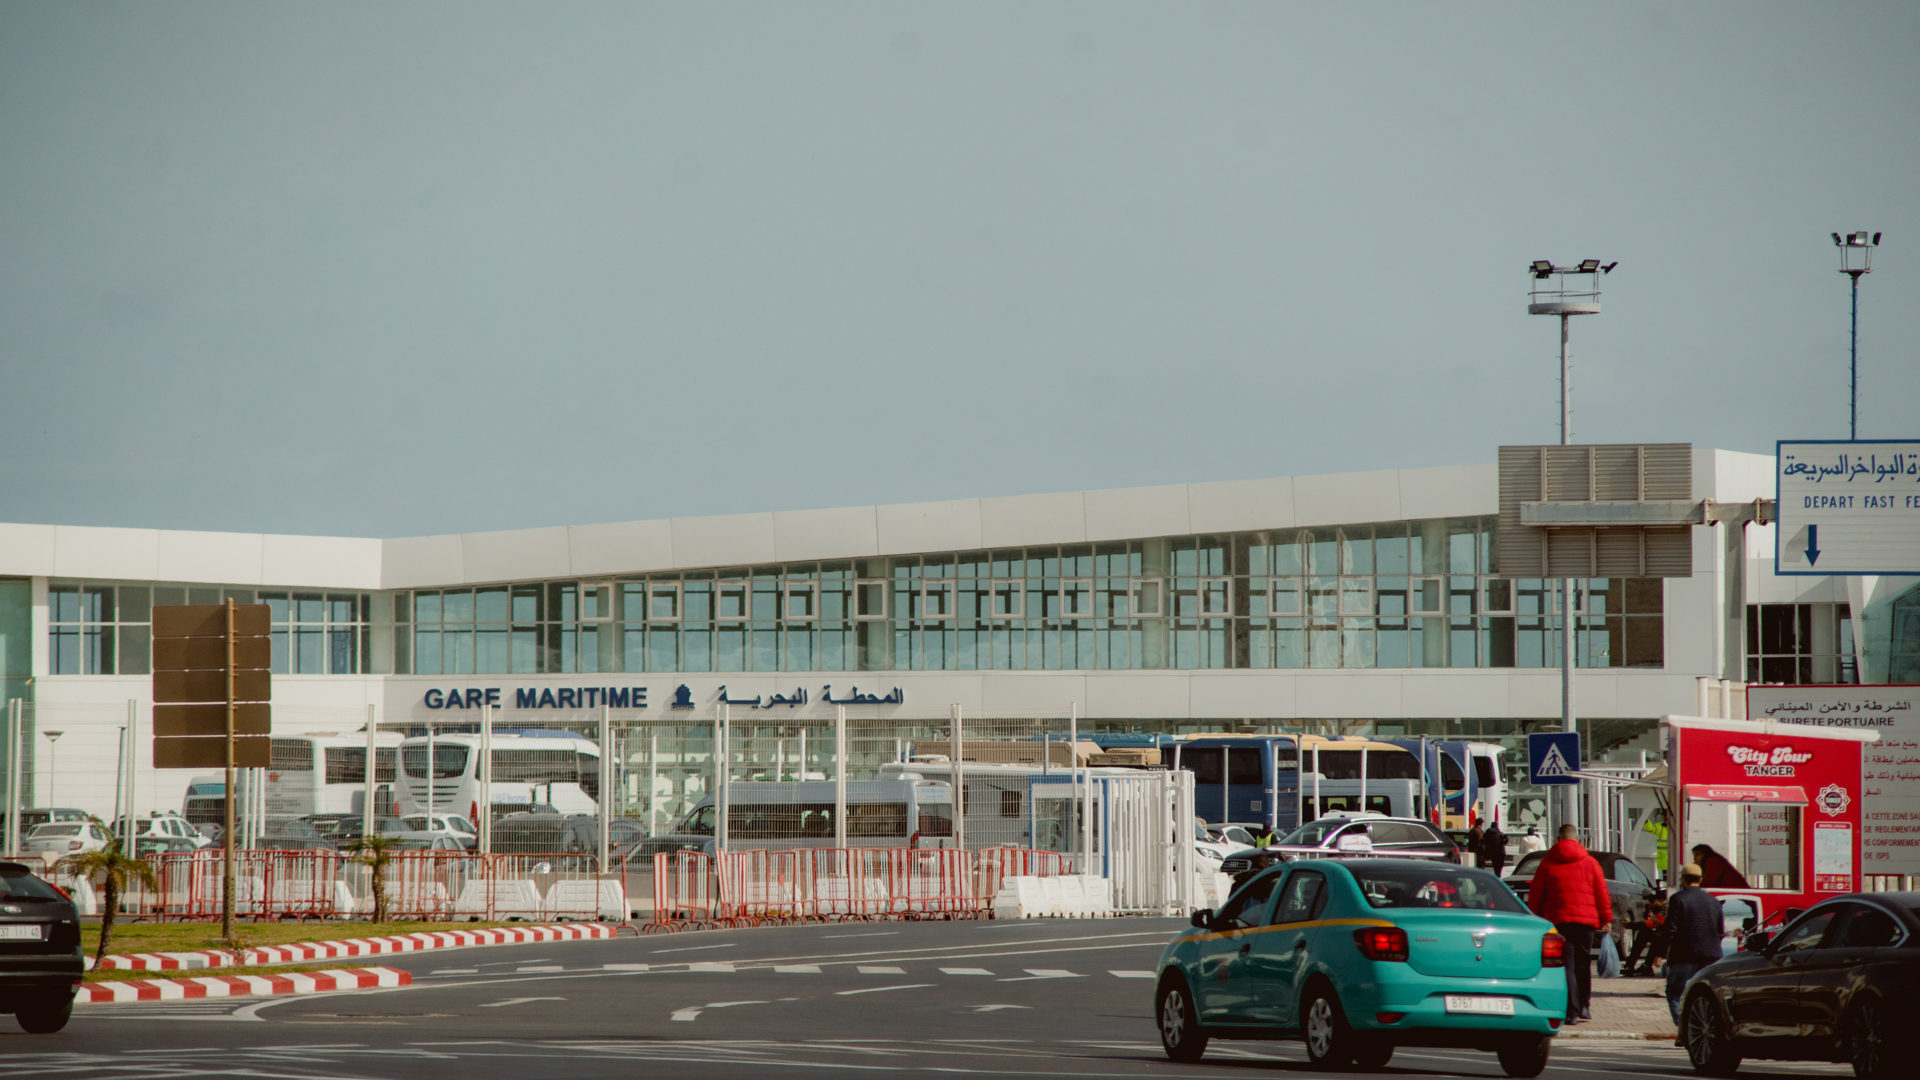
[401,744,470,779]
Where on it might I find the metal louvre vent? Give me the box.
[1497,444,1693,578]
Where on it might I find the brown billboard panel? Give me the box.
[151,603,272,639]
[152,635,271,672]
[152,702,272,738]
[153,734,272,770]
[152,668,272,704]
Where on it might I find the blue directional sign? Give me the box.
[1528,732,1581,786]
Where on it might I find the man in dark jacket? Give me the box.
[1481,822,1508,877]
[1662,863,1725,1026]
[1526,825,1612,1023]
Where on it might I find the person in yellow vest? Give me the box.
[1642,808,1670,878]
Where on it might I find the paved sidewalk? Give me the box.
[1565,974,1680,1041]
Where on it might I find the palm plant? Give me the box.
[59,840,160,964]
[347,834,404,923]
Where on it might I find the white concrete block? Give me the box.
[568,518,675,577]
[461,527,573,585]
[1186,477,1297,535]
[1083,484,1189,543]
[1292,470,1402,528]
[979,491,1086,548]
[670,512,777,570]
[876,499,982,557]
[773,506,879,563]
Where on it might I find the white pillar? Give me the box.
[834,705,847,849]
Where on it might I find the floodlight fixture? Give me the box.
[1577,259,1600,272]
[1601,262,1619,273]
[1530,259,1554,279]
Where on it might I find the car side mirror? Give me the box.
[1744,931,1772,952]
[1190,908,1214,929]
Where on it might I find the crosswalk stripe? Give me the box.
[939,967,993,976]
[774,965,821,974]
[1109,970,1154,978]
[856,965,905,975]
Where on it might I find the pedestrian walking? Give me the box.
[1480,822,1508,877]
[1525,824,1612,1025]
[1466,822,1485,868]
[1662,863,1726,1030]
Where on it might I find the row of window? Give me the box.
[47,585,372,676]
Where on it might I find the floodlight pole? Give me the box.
[1833,231,1879,440]
[1529,260,1611,836]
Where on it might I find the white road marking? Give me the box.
[671,999,768,1022]
[855,965,905,974]
[940,967,993,976]
[481,996,564,1008]
[998,968,1084,981]
[515,965,564,973]
[972,1004,1031,1012]
[688,962,735,973]
[823,931,899,938]
[430,968,479,976]
[835,983,934,996]
[602,963,650,971]
[1109,970,1154,978]
[774,964,821,974]
[652,943,738,954]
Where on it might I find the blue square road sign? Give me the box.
[1528,732,1582,786]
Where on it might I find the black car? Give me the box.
[0,860,84,1033]
[1679,891,1919,1080]
[1505,849,1659,950]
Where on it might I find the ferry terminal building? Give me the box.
[4,448,1915,846]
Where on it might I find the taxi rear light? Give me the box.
[1353,926,1410,962]
[1542,932,1566,967]
[1375,1012,1406,1024]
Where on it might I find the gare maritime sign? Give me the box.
[420,683,907,711]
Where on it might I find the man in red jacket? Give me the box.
[1526,824,1612,1024]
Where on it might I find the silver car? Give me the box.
[22,821,113,860]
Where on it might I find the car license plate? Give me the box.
[0,925,44,941]
[1445,995,1515,1016]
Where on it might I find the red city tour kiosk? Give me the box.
[1663,715,1880,926]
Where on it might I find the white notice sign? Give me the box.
[1776,440,1920,575]
[1749,685,1920,879]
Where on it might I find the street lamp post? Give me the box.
[1831,231,1881,439]
[1527,259,1617,835]
[42,729,64,809]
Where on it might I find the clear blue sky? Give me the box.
[4,2,1915,538]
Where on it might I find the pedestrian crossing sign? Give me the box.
[1528,732,1582,786]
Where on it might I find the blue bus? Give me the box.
[1385,739,1508,830]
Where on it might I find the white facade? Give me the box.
[2,447,1893,821]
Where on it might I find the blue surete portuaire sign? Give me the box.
[1528,732,1582,786]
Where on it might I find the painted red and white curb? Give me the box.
[78,966,410,1004]
[91,922,621,972]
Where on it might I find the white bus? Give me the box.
[395,730,603,825]
[264,732,403,824]
[639,778,955,855]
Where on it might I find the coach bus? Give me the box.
[1171,734,1425,833]
[263,731,403,825]
[395,729,602,825]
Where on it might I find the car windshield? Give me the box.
[1281,821,1342,846]
[1351,864,1529,912]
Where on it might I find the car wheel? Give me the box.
[1353,1041,1395,1070]
[1157,976,1208,1063]
[1844,995,1894,1080]
[1302,986,1354,1068]
[1683,989,1742,1077]
[16,994,73,1034]
[1496,1034,1551,1078]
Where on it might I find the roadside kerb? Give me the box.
[90,922,622,972]
[79,967,409,1004]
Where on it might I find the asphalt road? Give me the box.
[17,919,1856,1080]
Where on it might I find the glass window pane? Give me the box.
[476,587,509,623]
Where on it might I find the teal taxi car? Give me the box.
[1155,857,1566,1076]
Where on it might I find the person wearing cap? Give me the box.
[1662,862,1725,1027]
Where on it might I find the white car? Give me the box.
[396,812,479,850]
[137,812,211,849]
[23,820,114,860]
